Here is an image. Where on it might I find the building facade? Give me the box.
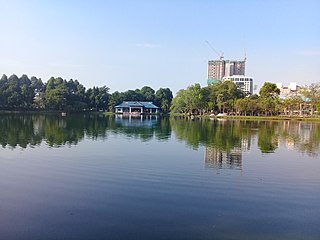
[276,82,301,99]
[207,60,246,81]
[222,75,254,95]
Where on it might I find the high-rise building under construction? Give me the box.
[207,60,246,83]
[207,59,254,95]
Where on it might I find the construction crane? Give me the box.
[243,47,247,62]
[205,40,224,60]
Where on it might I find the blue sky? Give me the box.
[0,0,319,94]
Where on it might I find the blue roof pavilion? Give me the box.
[115,101,159,115]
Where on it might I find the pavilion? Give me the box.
[115,101,160,115]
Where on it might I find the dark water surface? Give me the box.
[0,114,319,240]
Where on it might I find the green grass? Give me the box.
[203,115,320,122]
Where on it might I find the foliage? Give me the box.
[259,82,280,98]
[140,86,155,102]
[170,89,188,113]
[45,77,68,110]
[300,83,320,115]
[0,72,317,116]
[170,81,319,117]
[85,86,109,111]
[108,86,172,113]
[0,73,172,113]
[281,95,302,116]
[0,74,39,109]
[154,88,173,113]
[235,98,251,116]
[171,81,244,114]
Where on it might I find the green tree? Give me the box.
[259,82,280,98]
[45,77,68,110]
[122,89,143,101]
[185,83,203,114]
[170,81,244,114]
[19,74,34,108]
[259,97,280,116]
[64,79,87,111]
[211,81,244,113]
[259,82,280,116]
[0,74,9,108]
[235,98,250,116]
[155,88,173,113]
[1,74,35,109]
[85,86,109,111]
[300,83,320,115]
[108,91,125,112]
[281,95,302,116]
[247,97,260,116]
[170,84,203,114]
[140,86,155,102]
[170,89,188,113]
[96,86,110,111]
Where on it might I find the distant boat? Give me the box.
[61,112,67,117]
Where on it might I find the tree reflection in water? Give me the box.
[0,114,319,158]
[170,117,320,160]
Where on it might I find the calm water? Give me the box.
[0,114,319,240]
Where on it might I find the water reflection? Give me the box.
[0,114,171,148]
[204,138,251,170]
[279,121,320,157]
[205,147,243,170]
[115,114,159,128]
[170,118,320,157]
[0,114,319,157]
[112,115,168,141]
[1,115,319,240]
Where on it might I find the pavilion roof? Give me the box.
[115,101,159,109]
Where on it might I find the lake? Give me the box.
[0,114,319,240]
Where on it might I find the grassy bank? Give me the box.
[168,113,320,122]
[205,115,320,122]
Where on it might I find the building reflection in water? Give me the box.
[280,121,313,149]
[279,121,319,156]
[115,114,159,128]
[204,139,251,171]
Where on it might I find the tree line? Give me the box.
[170,81,320,116]
[1,73,318,115]
[0,74,173,112]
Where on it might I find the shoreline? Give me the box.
[1,110,320,122]
[169,113,320,122]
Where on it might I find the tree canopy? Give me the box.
[170,81,319,116]
[0,74,173,113]
[170,81,244,114]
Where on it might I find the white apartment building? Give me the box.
[276,82,301,99]
[222,75,254,95]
